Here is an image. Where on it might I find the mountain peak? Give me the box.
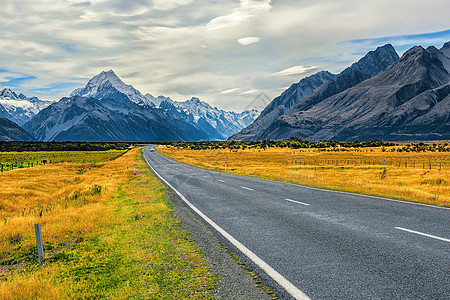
[340,43,399,77]
[0,88,19,99]
[70,70,151,106]
[441,41,450,49]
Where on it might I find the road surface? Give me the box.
[142,147,450,299]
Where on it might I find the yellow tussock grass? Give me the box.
[157,146,450,207]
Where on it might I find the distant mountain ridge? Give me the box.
[245,42,450,142]
[146,95,258,140]
[0,118,35,141]
[230,44,400,141]
[24,70,259,142]
[0,88,54,125]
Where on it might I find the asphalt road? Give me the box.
[142,147,450,299]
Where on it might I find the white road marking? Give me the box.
[395,227,450,243]
[241,186,254,191]
[143,150,310,300]
[285,199,310,206]
[218,179,225,183]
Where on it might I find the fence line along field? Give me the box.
[0,147,216,299]
[0,150,128,172]
[157,141,450,207]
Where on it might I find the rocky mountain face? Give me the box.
[230,71,335,140]
[0,118,35,141]
[230,44,400,141]
[23,96,212,142]
[24,70,259,142]
[0,88,54,125]
[340,44,401,77]
[258,42,449,141]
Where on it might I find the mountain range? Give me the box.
[231,42,450,141]
[0,88,54,126]
[23,70,257,142]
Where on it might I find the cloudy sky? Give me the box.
[1,0,449,111]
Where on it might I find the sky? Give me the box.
[0,0,449,112]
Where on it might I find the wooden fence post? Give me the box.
[34,223,45,263]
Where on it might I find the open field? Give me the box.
[157,144,450,207]
[0,149,216,298]
[0,150,128,172]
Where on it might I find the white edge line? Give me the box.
[154,148,449,211]
[241,186,254,191]
[285,199,310,206]
[395,227,450,243]
[143,150,310,300]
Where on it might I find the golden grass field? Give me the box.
[157,145,450,207]
[0,149,216,299]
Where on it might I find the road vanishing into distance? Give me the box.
[142,147,450,300]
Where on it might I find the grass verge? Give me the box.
[0,149,217,298]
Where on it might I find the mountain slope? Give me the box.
[230,44,399,141]
[23,96,212,142]
[0,88,54,125]
[0,118,35,141]
[260,43,450,141]
[230,71,335,140]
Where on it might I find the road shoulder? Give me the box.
[164,189,272,299]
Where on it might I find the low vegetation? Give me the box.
[158,141,450,207]
[0,148,216,298]
[0,150,128,172]
[0,141,132,152]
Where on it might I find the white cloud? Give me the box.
[237,36,260,45]
[152,0,194,11]
[239,89,260,95]
[0,0,449,111]
[272,65,317,77]
[220,88,241,94]
[206,0,272,31]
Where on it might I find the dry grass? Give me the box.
[157,146,450,207]
[0,150,136,257]
[0,149,216,299]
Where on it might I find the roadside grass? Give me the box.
[0,150,128,172]
[157,146,450,207]
[0,149,217,298]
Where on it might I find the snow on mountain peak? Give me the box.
[0,88,54,125]
[71,70,152,106]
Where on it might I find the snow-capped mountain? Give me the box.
[145,93,259,140]
[165,97,258,139]
[71,70,153,106]
[0,88,54,125]
[25,70,259,142]
[23,95,212,142]
[69,70,258,140]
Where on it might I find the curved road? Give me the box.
[142,147,450,299]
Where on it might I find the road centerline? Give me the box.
[395,227,450,243]
[285,198,310,206]
[241,186,254,191]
